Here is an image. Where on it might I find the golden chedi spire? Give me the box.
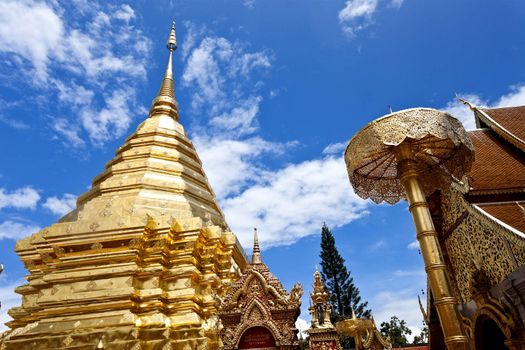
[150,21,179,120]
[2,22,247,350]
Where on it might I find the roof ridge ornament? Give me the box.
[456,94,478,111]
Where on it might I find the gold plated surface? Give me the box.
[335,315,391,350]
[0,24,247,350]
[344,108,472,349]
[307,269,341,350]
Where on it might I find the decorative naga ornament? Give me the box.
[335,312,391,350]
[218,229,302,350]
[307,268,342,350]
[345,108,474,350]
[0,23,247,349]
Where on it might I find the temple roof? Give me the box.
[467,129,525,195]
[475,201,525,234]
[474,106,525,152]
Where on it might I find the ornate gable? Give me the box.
[219,230,302,349]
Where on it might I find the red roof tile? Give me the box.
[467,129,525,193]
[479,106,525,151]
[477,201,525,234]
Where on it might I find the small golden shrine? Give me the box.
[218,230,302,350]
[0,24,247,350]
[307,268,341,350]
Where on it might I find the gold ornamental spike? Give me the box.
[252,227,262,264]
[149,22,179,120]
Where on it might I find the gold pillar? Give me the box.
[395,143,470,350]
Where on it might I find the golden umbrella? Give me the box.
[345,108,474,350]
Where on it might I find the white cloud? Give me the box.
[222,155,368,248]
[52,118,85,147]
[182,27,369,250]
[0,220,40,240]
[243,0,256,9]
[210,97,261,136]
[444,84,525,130]
[338,0,378,38]
[372,289,425,342]
[407,240,419,250]
[443,94,486,130]
[43,193,77,216]
[0,115,29,130]
[194,136,289,200]
[495,84,525,107]
[0,279,23,332]
[322,142,347,155]
[0,0,64,80]
[0,187,40,210]
[370,239,385,250]
[389,0,405,8]
[295,317,309,338]
[81,88,135,145]
[113,4,135,22]
[0,0,151,147]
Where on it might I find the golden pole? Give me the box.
[395,143,470,350]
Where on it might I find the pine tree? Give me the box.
[319,223,371,320]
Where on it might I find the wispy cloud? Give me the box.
[182,26,369,249]
[0,187,40,210]
[0,220,40,240]
[322,142,347,155]
[444,84,525,129]
[407,240,419,250]
[372,288,425,342]
[0,0,151,147]
[43,193,77,216]
[338,0,378,38]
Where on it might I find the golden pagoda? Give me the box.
[1,23,247,350]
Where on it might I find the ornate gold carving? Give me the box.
[345,108,474,204]
[219,238,301,349]
[336,318,391,350]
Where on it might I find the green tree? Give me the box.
[412,324,429,345]
[319,224,371,349]
[380,316,412,347]
[319,223,371,319]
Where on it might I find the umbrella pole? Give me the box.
[395,143,470,350]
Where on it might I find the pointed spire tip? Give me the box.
[167,21,177,51]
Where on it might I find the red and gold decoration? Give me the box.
[218,229,302,350]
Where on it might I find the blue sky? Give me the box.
[1,0,525,338]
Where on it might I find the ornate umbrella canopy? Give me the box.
[344,108,475,204]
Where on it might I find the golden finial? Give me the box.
[149,21,179,120]
[252,228,262,264]
[455,94,477,111]
[351,308,356,319]
[167,21,177,51]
